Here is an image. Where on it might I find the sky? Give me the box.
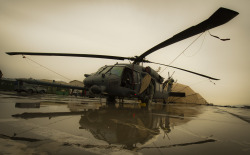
[0,0,249,106]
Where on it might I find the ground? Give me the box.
[0,91,249,155]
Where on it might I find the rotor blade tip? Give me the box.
[6,52,13,55]
[210,77,220,81]
[219,7,239,14]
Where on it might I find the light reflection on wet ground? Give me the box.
[0,91,249,155]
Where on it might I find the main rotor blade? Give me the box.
[6,52,134,61]
[146,61,219,80]
[134,7,239,63]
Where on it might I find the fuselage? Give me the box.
[83,63,173,100]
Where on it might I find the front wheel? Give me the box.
[39,90,46,94]
[27,89,33,94]
[106,96,116,104]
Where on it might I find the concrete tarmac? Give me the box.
[0,91,249,155]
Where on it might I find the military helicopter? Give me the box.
[6,7,238,104]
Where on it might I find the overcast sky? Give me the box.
[0,0,249,106]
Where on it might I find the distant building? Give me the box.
[167,83,208,105]
[69,80,84,87]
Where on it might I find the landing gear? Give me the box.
[163,99,167,104]
[39,90,46,94]
[27,89,33,94]
[141,82,154,106]
[106,96,116,104]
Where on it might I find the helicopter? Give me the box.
[6,7,238,104]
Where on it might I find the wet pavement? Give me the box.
[0,91,249,155]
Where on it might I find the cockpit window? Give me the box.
[96,66,124,76]
[110,67,124,76]
[96,66,106,74]
[100,66,112,74]
[95,66,112,74]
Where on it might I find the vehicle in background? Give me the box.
[15,80,47,94]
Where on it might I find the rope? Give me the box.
[184,31,207,57]
[22,55,72,81]
[160,32,204,74]
[208,31,230,41]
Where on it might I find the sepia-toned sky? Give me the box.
[0,0,249,106]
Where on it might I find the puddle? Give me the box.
[0,92,250,154]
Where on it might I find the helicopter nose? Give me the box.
[90,85,106,94]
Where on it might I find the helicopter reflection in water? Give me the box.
[12,100,203,150]
[78,102,203,149]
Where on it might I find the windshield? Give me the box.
[101,66,112,74]
[110,66,124,76]
[95,66,124,76]
[96,66,106,74]
[95,66,112,75]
